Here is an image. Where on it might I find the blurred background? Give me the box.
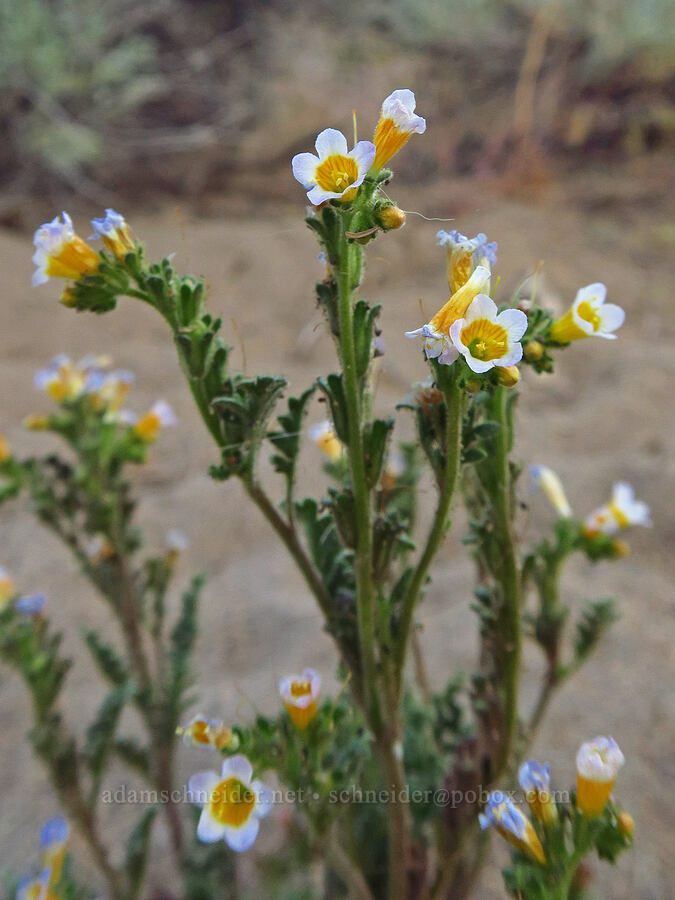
[0,1,673,898]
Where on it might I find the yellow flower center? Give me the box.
[190,720,212,745]
[460,319,508,361]
[209,777,255,828]
[576,300,602,332]
[315,154,359,193]
[290,679,312,699]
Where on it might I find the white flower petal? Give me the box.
[404,327,424,339]
[349,140,376,174]
[449,318,466,348]
[291,152,319,188]
[224,817,259,853]
[306,185,339,206]
[252,780,274,818]
[464,294,498,323]
[496,308,528,342]
[197,808,228,843]
[464,356,494,374]
[221,755,253,785]
[438,345,459,366]
[576,282,607,309]
[598,303,625,334]
[315,128,348,159]
[497,344,523,366]
[188,771,221,806]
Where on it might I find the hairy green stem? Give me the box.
[394,373,463,693]
[335,238,380,732]
[491,386,522,770]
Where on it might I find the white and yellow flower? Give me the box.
[188,755,273,851]
[133,400,177,443]
[437,230,497,295]
[40,816,70,886]
[16,869,51,900]
[32,212,99,287]
[450,294,528,373]
[518,761,558,826]
[530,465,573,518]
[279,668,321,730]
[178,714,234,751]
[292,129,375,206]
[35,355,87,404]
[549,283,624,343]
[90,209,135,259]
[308,420,343,461]
[584,482,651,536]
[576,736,625,817]
[405,265,492,365]
[478,791,545,864]
[372,89,426,171]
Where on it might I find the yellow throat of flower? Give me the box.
[576,773,616,818]
[209,777,255,828]
[290,679,312,699]
[460,319,508,360]
[315,154,359,194]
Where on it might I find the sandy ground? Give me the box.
[0,165,673,898]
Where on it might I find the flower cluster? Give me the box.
[481,737,631,878]
[28,354,176,446]
[292,89,426,207]
[531,465,651,555]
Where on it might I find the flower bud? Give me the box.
[617,811,634,838]
[59,287,78,308]
[524,340,544,362]
[612,539,630,557]
[576,736,624,817]
[377,205,406,231]
[496,365,520,387]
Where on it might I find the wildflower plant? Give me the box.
[1,89,648,899]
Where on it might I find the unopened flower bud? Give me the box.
[524,340,544,362]
[59,287,78,308]
[617,811,634,838]
[377,205,406,231]
[496,365,520,387]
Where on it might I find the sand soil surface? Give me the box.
[0,167,673,898]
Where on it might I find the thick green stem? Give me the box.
[335,238,380,732]
[336,235,412,900]
[395,373,463,693]
[491,386,522,771]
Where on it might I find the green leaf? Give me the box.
[166,576,204,721]
[317,374,349,444]
[85,683,133,786]
[363,417,394,489]
[268,385,316,492]
[84,630,128,686]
